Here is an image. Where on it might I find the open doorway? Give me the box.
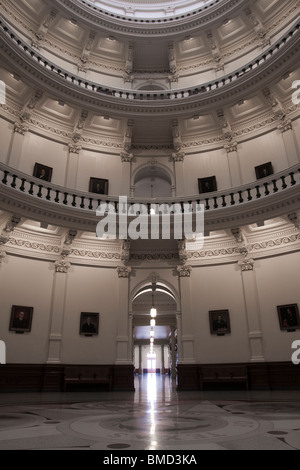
[131,281,178,379]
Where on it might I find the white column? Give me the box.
[115,266,132,365]
[177,265,195,364]
[176,311,182,363]
[7,124,28,167]
[279,122,300,165]
[173,152,185,196]
[239,259,265,362]
[170,326,177,378]
[47,260,70,363]
[65,144,81,188]
[161,344,165,374]
[120,152,133,196]
[225,143,242,187]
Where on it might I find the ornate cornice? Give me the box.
[45,0,249,39]
[0,18,299,120]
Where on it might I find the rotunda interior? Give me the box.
[0,0,300,392]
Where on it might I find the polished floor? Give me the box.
[0,374,300,451]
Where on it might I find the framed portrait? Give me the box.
[89,178,109,195]
[255,162,273,180]
[79,312,99,336]
[277,304,300,331]
[33,163,53,182]
[9,305,33,333]
[198,176,217,194]
[209,310,231,335]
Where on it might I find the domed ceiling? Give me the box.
[89,0,219,19]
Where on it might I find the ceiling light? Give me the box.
[150,319,156,327]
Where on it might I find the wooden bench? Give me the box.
[199,365,249,390]
[63,365,113,392]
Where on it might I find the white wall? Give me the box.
[1,249,300,365]
[0,256,53,363]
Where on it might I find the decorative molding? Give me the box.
[120,151,134,163]
[172,151,185,162]
[117,266,131,278]
[239,258,254,272]
[177,265,192,277]
[54,259,71,273]
[14,122,28,134]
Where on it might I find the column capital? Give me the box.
[120,151,134,163]
[239,258,254,272]
[177,265,192,277]
[277,119,292,133]
[54,260,71,273]
[14,122,28,134]
[224,141,238,153]
[172,151,185,162]
[117,266,132,278]
[68,143,82,154]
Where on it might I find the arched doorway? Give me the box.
[131,281,178,378]
[133,165,173,198]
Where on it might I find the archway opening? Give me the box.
[132,282,178,379]
[134,165,172,198]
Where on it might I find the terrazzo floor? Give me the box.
[0,374,300,452]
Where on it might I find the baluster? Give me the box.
[28,182,34,195]
[46,188,51,201]
[238,191,243,204]
[290,172,296,186]
[188,201,193,212]
[63,193,68,205]
[80,196,85,208]
[88,198,93,210]
[37,185,43,198]
[105,201,110,213]
[213,197,218,209]
[205,198,210,211]
[272,180,278,193]
[55,190,60,203]
[221,195,226,207]
[281,176,287,190]
[2,171,9,185]
[11,175,17,188]
[180,202,184,213]
[247,189,252,201]
[255,186,261,199]
[264,183,270,196]
[114,201,119,214]
[230,193,235,206]
[71,195,76,207]
[19,178,26,192]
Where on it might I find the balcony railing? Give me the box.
[0,17,299,101]
[1,162,299,217]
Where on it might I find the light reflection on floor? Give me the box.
[0,373,300,450]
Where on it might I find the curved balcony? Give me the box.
[1,162,300,233]
[0,17,299,116]
[49,0,246,37]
